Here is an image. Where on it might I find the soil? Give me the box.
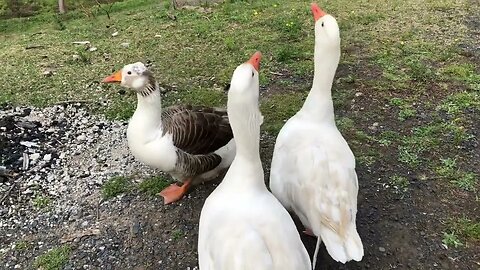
[0,101,478,270]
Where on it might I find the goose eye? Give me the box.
[321,22,324,27]
[251,71,255,77]
[127,71,132,75]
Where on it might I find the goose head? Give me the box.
[102,62,155,92]
[228,51,262,111]
[227,51,263,159]
[311,3,340,49]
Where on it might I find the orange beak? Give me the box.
[102,70,122,83]
[311,3,327,22]
[247,51,262,71]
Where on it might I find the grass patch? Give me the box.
[389,175,410,193]
[101,176,131,199]
[441,63,480,90]
[260,92,307,135]
[138,176,171,196]
[15,241,31,251]
[442,232,463,249]
[449,218,480,241]
[437,91,480,116]
[33,195,51,209]
[389,97,417,121]
[435,158,478,191]
[34,245,71,270]
[172,229,183,240]
[451,172,477,192]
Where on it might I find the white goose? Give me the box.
[102,63,235,204]
[198,52,311,270]
[269,3,364,265]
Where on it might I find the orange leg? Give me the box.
[303,228,315,237]
[159,179,192,204]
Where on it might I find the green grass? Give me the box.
[389,175,409,193]
[260,92,307,134]
[435,158,478,192]
[442,232,463,249]
[101,176,131,199]
[33,195,51,209]
[450,218,480,241]
[171,229,183,240]
[15,241,32,251]
[34,245,71,270]
[389,97,417,121]
[139,176,171,196]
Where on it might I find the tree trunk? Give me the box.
[58,0,66,14]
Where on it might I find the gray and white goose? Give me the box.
[102,62,235,204]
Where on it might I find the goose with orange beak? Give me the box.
[102,62,235,204]
[198,52,311,270]
[269,3,364,266]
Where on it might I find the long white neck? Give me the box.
[300,43,340,124]
[224,97,265,188]
[131,80,163,131]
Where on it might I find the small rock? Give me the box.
[111,31,119,37]
[72,54,81,61]
[120,42,130,48]
[30,153,40,161]
[89,47,97,52]
[42,70,54,77]
[43,154,52,161]
[355,92,363,97]
[379,247,386,252]
[77,135,87,142]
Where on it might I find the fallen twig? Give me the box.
[22,153,29,170]
[60,228,101,243]
[25,45,45,50]
[0,182,16,204]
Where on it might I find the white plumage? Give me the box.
[198,52,311,270]
[270,4,364,265]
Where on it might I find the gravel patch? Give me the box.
[0,104,204,269]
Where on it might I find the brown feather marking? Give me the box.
[162,105,233,155]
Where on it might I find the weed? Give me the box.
[450,218,480,241]
[442,232,463,248]
[172,229,183,240]
[397,145,420,167]
[102,176,131,199]
[390,175,409,193]
[435,158,457,178]
[389,98,416,121]
[260,92,306,135]
[34,245,71,270]
[33,196,51,209]
[356,155,376,167]
[139,176,171,196]
[15,241,31,251]
[336,117,355,133]
[437,91,480,116]
[451,172,477,192]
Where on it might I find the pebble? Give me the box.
[379,247,386,252]
[43,154,52,161]
[77,135,87,142]
[30,153,40,160]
